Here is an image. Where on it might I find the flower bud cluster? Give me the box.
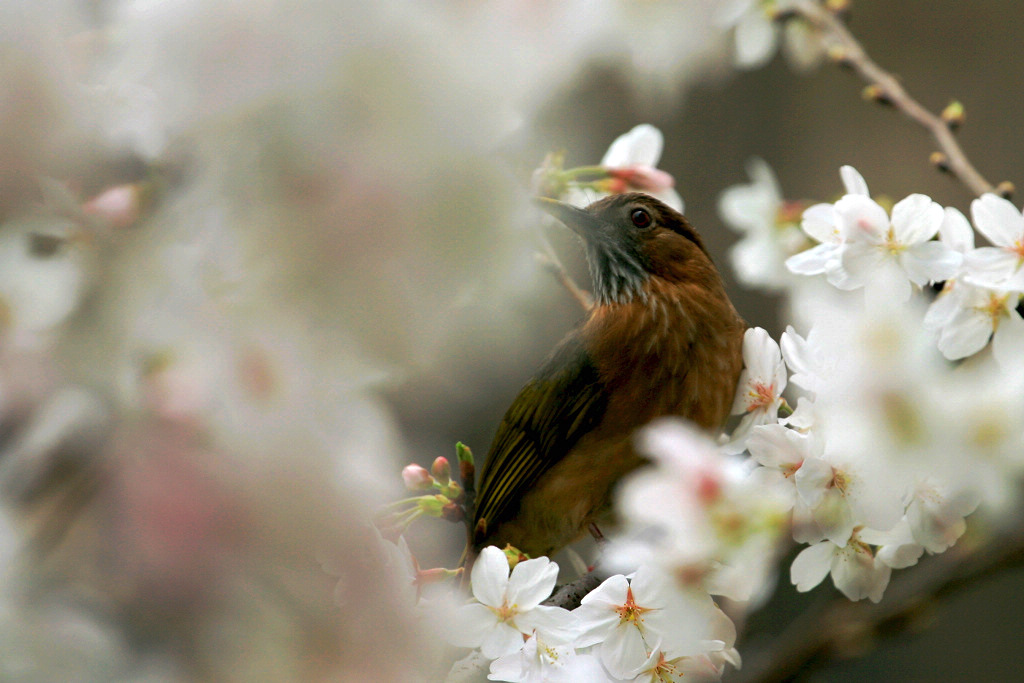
[533,125,683,212]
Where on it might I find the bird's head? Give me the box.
[536,192,716,305]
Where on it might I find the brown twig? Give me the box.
[534,230,593,312]
[728,523,1024,682]
[790,0,995,197]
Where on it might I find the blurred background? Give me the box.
[0,0,1021,680]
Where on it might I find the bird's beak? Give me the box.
[533,197,605,241]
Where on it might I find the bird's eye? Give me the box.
[630,208,652,228]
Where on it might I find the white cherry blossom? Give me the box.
[778,324,835,396]
[792,439,906,547]
[573,566,716,680]
[718,158,808,290]
[858,520,924,570]
[904,479,980,554]
[611,420,789,604]
[567,124,682,211]
[785,165,870,279]
[725,328,787,454]
[964,193,1024,291]
[831,193,962,302]
[448,547,578,659]
[925,205,1024,362]
[938,205,976,256]
[719,0,824,72]
[924,279,1024,362]
[791,531,892,603]
[487,632,604,683]
[746,423,820,509]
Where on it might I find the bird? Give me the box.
[470,192,746,559]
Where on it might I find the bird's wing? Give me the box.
[473,330,608,546]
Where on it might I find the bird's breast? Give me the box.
[582,278,744,433]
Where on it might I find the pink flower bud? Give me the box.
[431,456,451,483]
[402,464,433,491]
[82,184,143,229]
[415,566,460,587]
[606,165,676,193]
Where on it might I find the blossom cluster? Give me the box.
[438,546,737,682]
[715,164,1024,602]
[439,151,1024,682]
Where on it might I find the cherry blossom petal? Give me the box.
[718,157,781,231]
[602,124,663,168]
[839,165,870,197]
[600,623,649,680]
[793,457,832,509]
[473,546,511,607]
[890,193,943,244]
[745,327,778,378]
[448,603,500,649]
[514,605,578,645]
[731,235,782,286]
[746,423,809,468]
[971,193,1024,247]
[963,247,1023,288]
[834,194,889,241]
[575,576,629,647]
[790,541,833,592]
[645,589,719,658]
[486,647,525,682]
[783,396,819,430]
[843,466,905,533]
[830,546,890,603]
[936,306,993,361]
[900,240,961,285]
[786,242,840,276]
[780,325,825,393]
[747,466,795,506]
[628,564,672,607]
[800,202,839,243]
[734,8,778,68]
[863,259,913,303]
[0,220,87,333]
[938,206,974,254]
[579,574,629,610]
[481,622,530,660]
[810,489,856,546]
[923,284,962,331]
[838,241,885,288]
[716,0,754,27]
[506,557,559,609]
[992,307,1024,368]
[860,522,925,569]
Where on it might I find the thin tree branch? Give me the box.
[729,524,1024,683]
[534,230,593,312]
[790,0,996,197]
[543,571,603,610]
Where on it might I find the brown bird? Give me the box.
[471,192,745,559]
